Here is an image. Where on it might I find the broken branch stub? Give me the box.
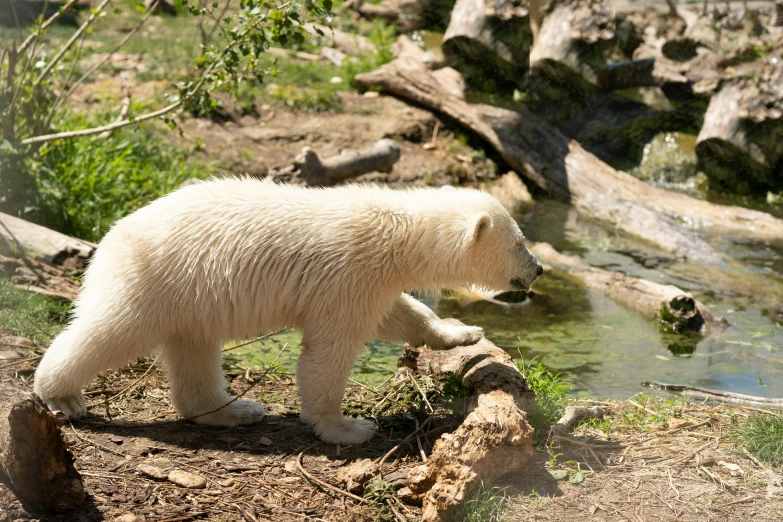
[0,382,85,513]
[401,323,534,522]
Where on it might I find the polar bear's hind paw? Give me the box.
[43,393,87,419]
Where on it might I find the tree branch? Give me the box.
[33,0,112,88]
[18,0,81,55]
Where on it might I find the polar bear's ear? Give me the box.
[469,212,492,244]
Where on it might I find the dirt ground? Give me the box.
[3,332,783,522]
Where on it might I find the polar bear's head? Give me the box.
[457,192,542,293]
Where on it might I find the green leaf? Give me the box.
[569,471,584,484]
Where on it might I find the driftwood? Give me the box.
[401,322,534,522]
[530,242,729,334]
[548,406,606,442]
[529,0,615,87]
[0,212,95,271]
[643,380,783,408]
[441,0,531,84]
[354,47,783,248]
[0,382,85,513]
[270,139,401,186]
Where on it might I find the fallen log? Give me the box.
[0,381,85,513]
[0,212,95,271]
[548,405,606,443]
[303,23,375,56]
[401,324,534,522]
[354,49,783,245]
[270,139,401,186]
[530,242,729,334]
[441,0,531,84]
[529,0,615,88]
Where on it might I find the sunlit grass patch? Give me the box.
[518,360,569,437]
[460,484,509,522]
[0,277,70,343]
[731,414,783,467]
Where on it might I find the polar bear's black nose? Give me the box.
[536,264,544,276]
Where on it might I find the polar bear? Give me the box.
[34,178,542,444]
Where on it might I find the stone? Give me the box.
[137,464,166,480]
[167,469,207,489]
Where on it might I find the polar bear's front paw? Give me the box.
[428,324,484,350]
[192,400,265,427]
[43,393,87,419]
[313,416,377,445]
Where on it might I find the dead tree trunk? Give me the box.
[270,139,401,186]
[442,0,531,84]
[529,0,615,88]
[354,50,783,246]
[696,72,783,192]
[0,382,85,513]
[401,324,534,522]
[530,242,728,334]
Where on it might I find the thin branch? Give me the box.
[22,8,275,146]
[377,416,433,468]
[296,443,370,505]
[61,0,159,104]
[33,0,112,88]
[18,0,80,54]
[221,327,292,353]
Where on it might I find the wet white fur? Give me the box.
[34,179,541,444]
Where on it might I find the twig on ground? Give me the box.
[409,374,433,414]
[98,356,159,405]
[386,498,407,522]
[413,416,427,462]
[0,355,42,370]
[377,416,433,467]
[296,442,369,505]
[68,421,131,458]
[26,316,54,339]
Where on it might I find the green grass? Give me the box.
[459,484,509,522]
[0,277,70,344]
[27,112,210,242]
[731,414,783,467]
[518,360,569,436]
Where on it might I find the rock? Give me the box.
[486,171,534,214]
[219,478,235,488]
[114,515,146,522]
[397,486,423,506]
[335,459,377,494]
[167,469,207,489]
[137,464,167,480]
[258,437,272,446]
[384,469,409,489]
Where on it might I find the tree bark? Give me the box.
[0,382,85,513]
[442,0,531,84]
[696,73,783,192]
[0,212,95,271]
[529,0,615,88]
[354,52,783,246]
[530,242,729,334]
[400,324,534,522]
[270,139,401,186]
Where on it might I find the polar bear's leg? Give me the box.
[34,322,148,419]
[160,337,265,427]
[297,337,376,444]
[376,293,484,349]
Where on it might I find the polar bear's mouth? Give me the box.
[510,278,529,291]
